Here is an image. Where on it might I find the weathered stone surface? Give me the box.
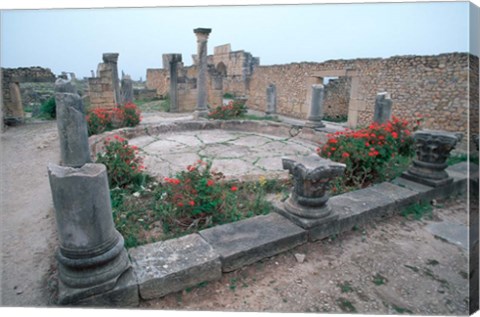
[55,79,91,167]
[120,75,134,104]
[401,130,459,187]
[194,28,211,116]
[373,92,392,124]
[281,154,345,221]
[60,268,139,307]
[426,221,468,250]
[306,84,326,129]
[129,233,221,300]
[266,83,277,115]
[164,54,182,112]
[48,163,130,291]
[199,213,307,272]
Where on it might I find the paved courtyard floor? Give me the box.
[130,129,318,181]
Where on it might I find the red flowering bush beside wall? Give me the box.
[95,135,146,188]
[208,100,247,120]
[86,103,142,136]
[318,116,419,189]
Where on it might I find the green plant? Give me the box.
[336,298,356,312]
[401,202,433,220]
[373,273,387,285]
[95,135,147,188]
[40,97,56,119]
[323,114,348,123]
[338,281,354,293]
[223,92,235,99]
[318,116,418,189]
[208,100,247,120]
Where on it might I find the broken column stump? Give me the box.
[401,130,460,187]
[274,154,345,229]
[306,84,326,129]
[48,79,137,305]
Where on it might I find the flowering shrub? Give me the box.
[208,100,247,120]
[318,116,419,188]
[154,160,240,228]
[86,103,142,136]
[95,135,146,188]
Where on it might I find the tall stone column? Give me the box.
[120,75,134,105]
[49,79,135,305]
[373,92,392,124]
[193,28,212,118]
[103,53,121,105]
[164,54,182,113]
[306,84,326,129]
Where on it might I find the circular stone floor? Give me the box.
[129,129,318,181]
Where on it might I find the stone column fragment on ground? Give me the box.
[164,53,182,113]
[266,83,277,116]
[48,79,134,305]
[103,53,121,105]
[373,92,392,124]
[193,28,212,118]
[120,75,134,104]
[306,84,326,129]
[401,130,460,187]
[274,154,345,228]
[54,79,92,167]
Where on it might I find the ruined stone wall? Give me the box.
[146,69,168,97]
[248,53,471,134]
[1,67,56,123]
[323,77,351,119]
[469,55,479,149]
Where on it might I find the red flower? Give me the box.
[231,186,238,192]
[177,202,184,207]
[189,200,195,206]
[342,152,350,158]
[391,132,398,139]
[207,179,215,187]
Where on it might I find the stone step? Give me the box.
[129,233,221,300]
[199,212,307,272]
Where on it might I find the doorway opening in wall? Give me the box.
[322,76,350,124]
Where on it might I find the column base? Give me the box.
[305,120,325,130]
[194,110,209,119]
[273,200,338,229]
[400,170,453,188]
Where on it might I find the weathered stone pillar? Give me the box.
[49,79,135,305]
[306,84,325,129]
[266,83,277,116]
[373,92,392,124]
[4,82,25,126]
[164,54,182,113]
[103,53,121,105]
[401,130,460,187]
[120,75,134,105]
[274,154,345,228]
[193,28,212,118]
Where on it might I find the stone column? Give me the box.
[120,75,134,105]
[306,84,326,129]
[373,92,392,124]
[193,28,212,118]
[164,54,182,113]
[265,83,277,116]
[401,130,460,187]
[103,53,121,105]
[274,154,345,228]
[49,79,134,305]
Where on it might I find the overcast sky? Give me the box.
[1,1,479,80]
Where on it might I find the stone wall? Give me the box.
[469,55,479,150]
[323,77,351,119]
[247,53,471,135]
[133,88,158,101]
[1,67,56,124]
[146,68,168,97]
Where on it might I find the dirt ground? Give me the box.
[0,121,59,307]
[0,120,472,315]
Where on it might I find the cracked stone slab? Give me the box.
[199,213,307,272]
[426,221,468,250]
[129,234,221,300]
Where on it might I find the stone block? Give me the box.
[199,213,307,272]
[129,234,221,300]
